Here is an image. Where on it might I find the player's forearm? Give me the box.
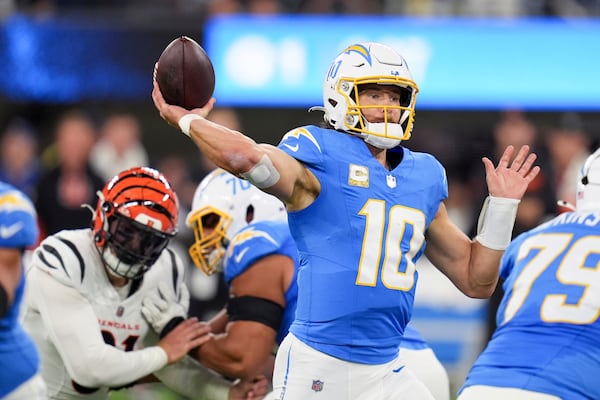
[68,346,168,387]
[195,336,264,380]
[207,308,229,334]
[188,117,264,176]
[463,195,520,297]
[466,242,502,298]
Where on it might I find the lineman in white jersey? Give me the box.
[458,149,600,400]
[21,167,267,400]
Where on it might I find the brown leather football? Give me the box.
[155,36,215,109]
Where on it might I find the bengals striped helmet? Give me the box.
[92,166,179,279]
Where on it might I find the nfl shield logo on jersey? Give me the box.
[386,174,397,188]
[311,379,324,392]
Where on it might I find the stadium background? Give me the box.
[2,0,600,398]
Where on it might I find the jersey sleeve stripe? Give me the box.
[165,248,178,292]
[58,237,86,283]
[39,244,70,278]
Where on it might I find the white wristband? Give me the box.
[178,114,204,137]
[475,195,520,251]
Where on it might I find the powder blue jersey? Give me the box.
[0,182,40,397]
[278,126,447,364]
[460,211,600,399]
[223,220,299,344]
[401,325,429,351]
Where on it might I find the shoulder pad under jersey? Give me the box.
[278,126,324,165]
[0,183,38,248]
[31,229,96,289]
[223,222,284,284]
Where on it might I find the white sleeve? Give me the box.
[154,356,232,400]
[30,268,168,387]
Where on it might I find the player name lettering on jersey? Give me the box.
[547,211,600,228]
[98,319,140,331]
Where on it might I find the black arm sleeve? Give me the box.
[227,296,284,331]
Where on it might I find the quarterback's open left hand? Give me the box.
[142,282,189,337]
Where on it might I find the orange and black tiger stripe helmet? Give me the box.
[92,166,179,279]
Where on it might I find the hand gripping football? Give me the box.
[155,36,215,109]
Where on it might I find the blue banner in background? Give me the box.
[0,14,598,110]
[204,16,600,110]
[0,14,170,103]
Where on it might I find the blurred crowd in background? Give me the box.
[1,103,595,327]
[3,0,600,17]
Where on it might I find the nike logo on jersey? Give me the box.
[234,247,250,264]
[392,366,405,373]
[282,143,299,152]
[281,128,322,153]
[0,222,23,238]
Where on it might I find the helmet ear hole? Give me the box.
[101,201,112,213]
[246,204,254,224]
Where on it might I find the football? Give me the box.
[155,36,215,109]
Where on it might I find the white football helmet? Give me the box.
[318,42,419,149]
[576,147,600,212]
[186,169,287,275]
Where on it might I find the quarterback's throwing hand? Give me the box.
[151,69,215,129]
[482,145,540,199]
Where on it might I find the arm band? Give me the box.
[178,114,204,137]
[0,284,8,318]
[240,154,281,188]
[475,195,520,251]
[227,296,284,332]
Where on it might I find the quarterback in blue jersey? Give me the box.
[458,148,600,400]
[0,182,46,399]
[153,42,539,399]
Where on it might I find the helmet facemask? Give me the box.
[187,206,232,276]
[97,210,172,279]
[344,79,417,149]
